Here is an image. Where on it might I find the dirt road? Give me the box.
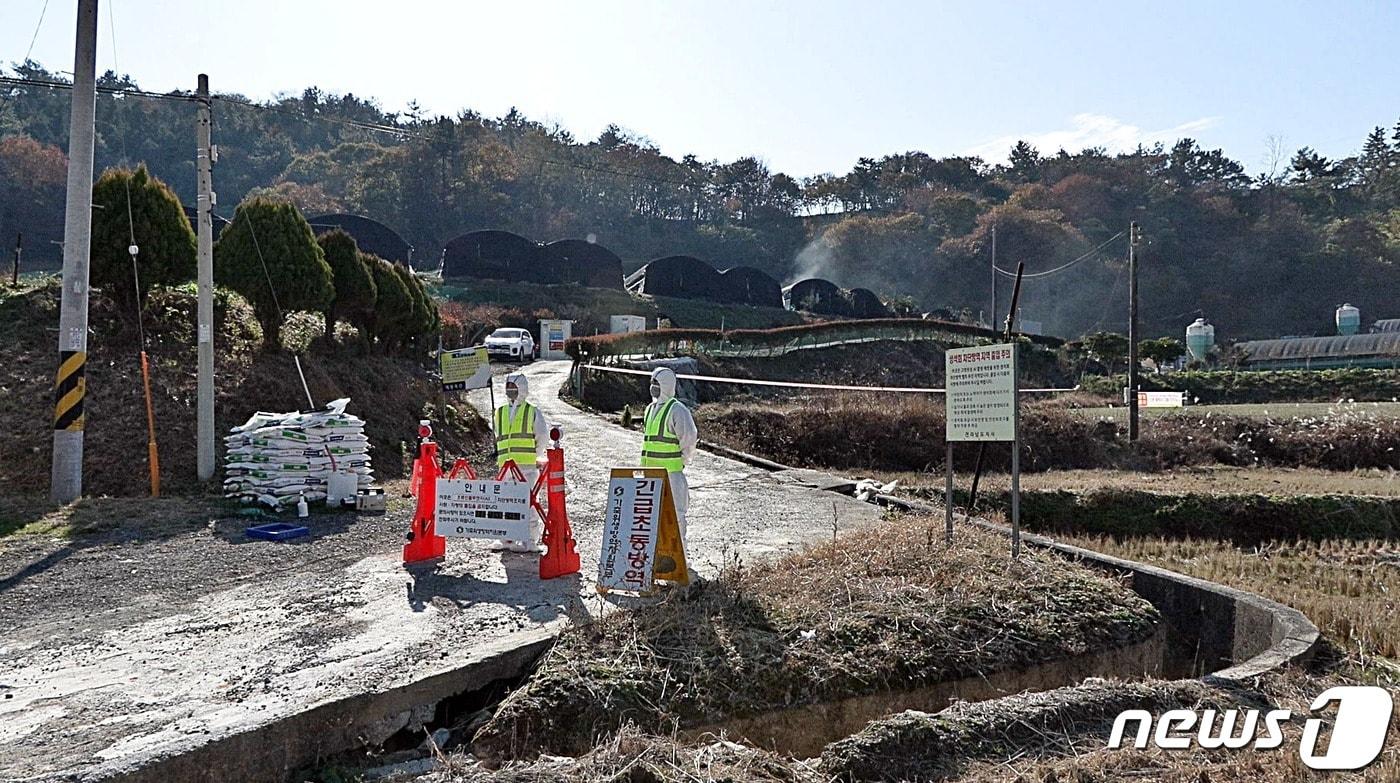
[0,360,880,782]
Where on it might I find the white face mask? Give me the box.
[506,384,519,403]
[650,383,661,400]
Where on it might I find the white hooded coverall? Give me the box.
[643,367,697,540]
[493,371,548,552]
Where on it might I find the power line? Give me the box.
[0,74,195,103]
[23,0,51,65]
[993,230,1126,280]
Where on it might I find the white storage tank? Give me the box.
[1336,303,1361,335]
[609,315,647,334]
[1185,318,1215,361]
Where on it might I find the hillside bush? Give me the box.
[1080,369,1400,404]
[89,165,196,307]
[316,228,376,330]
[214,196,333,348]
[278,311,326,354]
[368,255,414,349]
[395,263,436,347]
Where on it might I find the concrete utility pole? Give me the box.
[50,0,100,504]
[1128,221,1141,442]
[195,74,216,481]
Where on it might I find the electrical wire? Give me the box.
[0,74,195,103]
[23,0,51,66]
[214,208,315,410]
[104,0,160,495]
[993,230,1125,280]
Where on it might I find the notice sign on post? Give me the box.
[440,346,491,392]
[1138,390,1185,408]
[597,467,688,594]
[945,343,1018,442]
[435,478,532,541]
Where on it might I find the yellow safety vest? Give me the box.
[495,402,536,467]
[642,398,685,472]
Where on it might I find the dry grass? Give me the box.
[1055,532,1400,660]
[470,522,1158,761]
[426,725,826,783]
[956,664,1400,783]
[891,466,1400,498]
[698,393,1400,475]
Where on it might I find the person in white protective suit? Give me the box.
[640,367,697,542]
[491,371,548,553]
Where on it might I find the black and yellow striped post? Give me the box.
[53,350,86,433]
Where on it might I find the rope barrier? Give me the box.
[581,364,1079,394]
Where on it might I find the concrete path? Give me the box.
[0,360,881,782]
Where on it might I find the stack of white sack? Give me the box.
[223,398,373,508]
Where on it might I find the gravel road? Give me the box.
[0,360,881,782]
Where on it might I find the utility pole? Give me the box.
[1128,221,1141,442]
[11,233,19,285]
[50,0,99,504]
[195,74,216,481]
[989,226,997,329]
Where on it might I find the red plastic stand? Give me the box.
[537,446,580,579]
[402,439,446,564]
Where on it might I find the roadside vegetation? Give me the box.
[471,523,1158,761]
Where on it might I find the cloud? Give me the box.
[963,113,1222,163]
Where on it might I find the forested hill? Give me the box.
[2,60,1398,341]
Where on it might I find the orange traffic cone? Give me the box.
[403,434,445,565]
[538,444,580,579]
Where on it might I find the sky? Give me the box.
[4,0,1399,178]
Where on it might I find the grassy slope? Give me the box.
[471,522,1158,761]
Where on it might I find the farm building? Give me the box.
[717,266,783,308]
[846,287,892,318]
[1237,333,1400,370]
[784,278,848,316]
[625,255,726,300]
[308,214,413,265]
[441,230,544,282]
[539,239,625,289]
[1373,319,1400,333]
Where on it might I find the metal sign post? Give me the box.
[944,341,1022,558]
[1010,343,1021,557]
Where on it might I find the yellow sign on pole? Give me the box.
[597,467,688,594]
[439,345,491,392]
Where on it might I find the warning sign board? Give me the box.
[597,467,687,593]
[1138,390,1185,408]
[440,346,491,392]
[945,343,1018,442]
[435,478,532,540]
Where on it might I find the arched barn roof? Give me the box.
[783,278,848,316]
[308,214,413,265]
[540,239,625,289]
[442,230,544,282]
[628,256,725,300]
[847,287,892,318]
[717,266,783,308]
